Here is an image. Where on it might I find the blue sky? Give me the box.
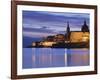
[23,11,90,38]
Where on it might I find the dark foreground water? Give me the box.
[23,48,89,69]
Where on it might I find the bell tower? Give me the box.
[65,21,70,41]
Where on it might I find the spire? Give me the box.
[65,21,70,41]
[84,20,87,26]
[67,21,69,28]
[66,21,70,33]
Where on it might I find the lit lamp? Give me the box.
[43,42,52,47]
[32,42,36,46]
[43,41,56,47]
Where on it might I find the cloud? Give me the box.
[23,27,56,33]
[31,11,90,20]
[23,11,89,24]
[22,11,90,38]
[23,31,56,38]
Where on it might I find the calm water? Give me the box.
[23,48,89,69]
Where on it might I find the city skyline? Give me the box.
[22,11,90,47]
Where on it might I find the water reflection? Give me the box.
[23,48,89,69]
[67,49,89,66]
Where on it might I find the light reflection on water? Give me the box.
[23,48,89,69]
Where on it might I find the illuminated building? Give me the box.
[66,20,89,43]
[54,34,65,42]
[32,20,89,47]
[70,32,89,43]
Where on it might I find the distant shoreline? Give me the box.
[26,42,89,49]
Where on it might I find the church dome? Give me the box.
[81,20,89,32]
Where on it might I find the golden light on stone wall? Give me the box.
[70,32,83,42]
[82,32,89,42]
[32,32,89,47]
[70,32,89,43]
[82,36,89,42]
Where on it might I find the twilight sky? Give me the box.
[22,11,90,38]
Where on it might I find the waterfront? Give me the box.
[23,48,89,69]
